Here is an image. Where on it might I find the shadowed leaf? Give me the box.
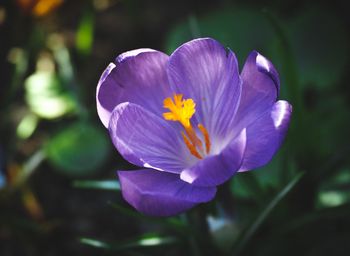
[73,180,120,190]
[231,172,304,255]
[45,122,109,176]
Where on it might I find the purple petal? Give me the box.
[167,38,241,143]
[118,169,217,216]
[109,103,198,173]
[239,100,292,172]
[96,49,171,128]
[180,129,247,187]
[233,51,280,133]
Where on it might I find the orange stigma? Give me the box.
[163,94,211,159]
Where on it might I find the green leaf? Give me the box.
[80,238,111,249]
[15,150,46,186]
[317,168,350,208]
[76,9,94,56]
[45,122,109,176]
[318,191,348,208]
[109,202,187,232]
[231,154,288,203]
[285,7,349,89]
[73,180,120,190]
[231,172,304,255]
[24,71,76,119]
[16,113,39,139]
[231,171,264,201]
[126,234,177,248]
[80,234,177,251]
[7,48,28,98]
[165,8,276,64]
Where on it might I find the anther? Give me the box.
[163,94,211,159]
[198,124,211,154]
[181,132,203,159]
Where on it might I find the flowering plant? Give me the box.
[96,38,291,216]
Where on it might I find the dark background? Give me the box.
[1,0,350,255]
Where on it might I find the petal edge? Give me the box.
[180,129,247,187]
[118,169,217,216]
[109,102,197,173]
[96,49,170,128]
[239,100,292,172]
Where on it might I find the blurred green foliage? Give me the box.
[45,122,109,176]
[25,71,76,119]
[0,0,350,256]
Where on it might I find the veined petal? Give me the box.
[167,38,242,144]
[96,49,170,128]
[180,129,247,187]
[109,103,197,173]
[239,100,292,172]
[118,169,217,216]
[234,51,280,133]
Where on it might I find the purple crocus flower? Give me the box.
[96,38,292,216]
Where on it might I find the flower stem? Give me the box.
[186,205,218,256]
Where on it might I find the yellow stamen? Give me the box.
[163,94,195,128]
[181,125,202,152]
[163,94,211,159]
[198,124,211,154]
[181,132,203,159]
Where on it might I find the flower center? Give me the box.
[163,94,211,159]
